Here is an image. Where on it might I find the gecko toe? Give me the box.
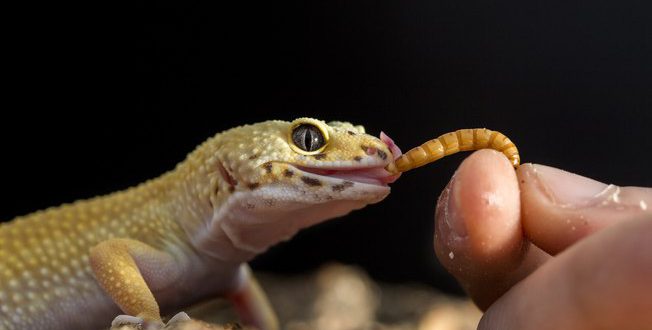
[166,312,191,324]
[111,315,145,329]
[111,315,166,330]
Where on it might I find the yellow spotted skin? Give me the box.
[0,178,183,329]
[386,128,520,173]
[0,118,396,330]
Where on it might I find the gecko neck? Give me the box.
[160,138,255,263]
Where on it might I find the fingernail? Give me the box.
[442,175,468,237]
[530,164,609,206]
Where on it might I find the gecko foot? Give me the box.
[110,315,165,330]
[111,315,144,328]
[110,312,191,330]
[166,312,191,324]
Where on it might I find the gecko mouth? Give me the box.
[287,132,403,187]
[296,165,400,186]
[294,132,403,187]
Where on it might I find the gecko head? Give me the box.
[215,118,400,205]
[215,117,400,206]
[195,118,402,257]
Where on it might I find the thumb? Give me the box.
[517,164,652,255]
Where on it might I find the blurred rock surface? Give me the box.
[110,263,480,330]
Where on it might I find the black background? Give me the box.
[3,1,651,295]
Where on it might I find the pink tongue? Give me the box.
[380,131,403,159]
[328,167,397,185]
[379,131,402,183]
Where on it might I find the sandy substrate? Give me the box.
[111,263,481,330]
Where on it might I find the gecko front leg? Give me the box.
[89,238,186,328]
[227,265,279,330]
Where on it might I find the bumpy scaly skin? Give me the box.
[0,177,186,329]
[0,118,397,330]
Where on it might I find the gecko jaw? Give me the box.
[295,164,400,186]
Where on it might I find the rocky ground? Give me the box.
[112,263,481,330]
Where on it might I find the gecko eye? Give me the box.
[292,124,326,152]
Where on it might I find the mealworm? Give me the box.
[386,128,520,173]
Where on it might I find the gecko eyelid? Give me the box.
[288,119,330,155]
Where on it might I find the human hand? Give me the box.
[433,150,652,330]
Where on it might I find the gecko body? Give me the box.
[0,118,400,330]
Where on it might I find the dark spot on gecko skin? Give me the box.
[248,154,259,160]
[377,150,388,160]
[354,156,362,162]
[265,199,274,207]
[263,162,273,173]
[228,186,235,193]
[301,176,322,187]
[332,181,354,192]
[247,182,260,190]
[331,185,345,192]
[347,131,356,135]
[245,203,255,209]
[313,153,327,160]
[284,169,294,177]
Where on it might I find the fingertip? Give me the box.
[457,150,522,263]
[435,150,528,306]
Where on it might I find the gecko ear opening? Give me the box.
[288,118,330,155]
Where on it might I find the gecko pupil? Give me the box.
[292,124,325,152]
